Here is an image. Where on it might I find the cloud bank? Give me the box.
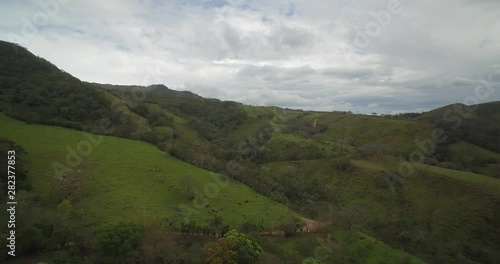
[1,0,499,113]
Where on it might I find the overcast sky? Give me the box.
[1,0,499,114]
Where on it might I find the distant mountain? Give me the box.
[2,40,500,156]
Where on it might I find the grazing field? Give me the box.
[0,114,294,229]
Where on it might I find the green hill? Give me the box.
[0,114,430,264]
[0,113,294,228]
[2,40,500,263]
[418,102,500,153]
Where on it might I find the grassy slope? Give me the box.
[308,113,434,155]
[333,231,425,264]
[448,140,500,177]
[266,158,500,262]
[99,89,151,132]
[229,117,268,142]
[229,105,279,142]
[352,159,500,259]
[353,159,500,194]
[147,103,205,143]
[260,159,427,263]
[265,160,402,221]
[257,232,425,264]
[0,114,294,228]
[269,132,339,157]
[449,140,500,163]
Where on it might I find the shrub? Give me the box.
[96,223,144,260]
[17,224,46,256]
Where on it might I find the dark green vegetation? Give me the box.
[0,42,116,131]
[1,40,500,263]
[418,102,500,153]
[204,229,262,264]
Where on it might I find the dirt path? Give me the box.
[171,218,331,238]
[260,217,330,236]
[300,217,329,233]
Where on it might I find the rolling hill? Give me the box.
[1,40,500,263]
[0,113,295,228]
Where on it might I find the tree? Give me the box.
[210,215,224,236]
[333,158,356,172]
[203,238,238,264]
[224,229,262,264]
[142,222,180,264]
[302,257,325,264]
[132,102,149,116]
[279,216,305,237]
[16,224,46,256]
[146,110,173,127]
[56,199,73,227]
[339,205,370,231]
[144,127,174,145]
[204,230,262,264]
[96,223,144,261]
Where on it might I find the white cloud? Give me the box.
[1,0,499,114]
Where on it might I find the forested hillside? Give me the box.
[1,41,500,263]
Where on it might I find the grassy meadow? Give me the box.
[0,113,294,229]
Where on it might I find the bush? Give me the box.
[52,251,75,264]
[17,224,46,256]
[302,257,324,264]
[96,223,144,260]
[333,158,356,173]
[204,230,262,264]
[204,238,238,264]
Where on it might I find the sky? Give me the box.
[1,0,500,114]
